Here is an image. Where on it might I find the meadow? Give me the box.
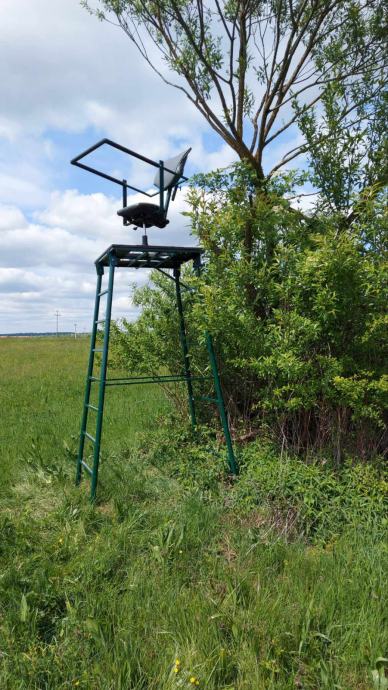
[0,337,386,689]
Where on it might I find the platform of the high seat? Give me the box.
[95,244,204,270]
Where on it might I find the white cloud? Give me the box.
[0,187,196,333]
[0,205,27,231]
[35,187,194,243]
[0,0,309,333]
[0,0,237,215]
[0,268,44,293]
[0,0,202,145]
[36,190,119,236]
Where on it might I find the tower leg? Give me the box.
[205,332,238,475]
[174,267,197,428]
[90,255,116,500]
[76,267,103,485]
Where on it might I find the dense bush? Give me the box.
[234,443,387,541]
[110,164,387,461]
[135,418,387,543]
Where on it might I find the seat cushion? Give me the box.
[117,203,169,229]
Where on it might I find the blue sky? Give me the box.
[0,0,306,334]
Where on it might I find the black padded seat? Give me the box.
[117,203,169,229]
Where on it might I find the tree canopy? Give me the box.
[84,0,387,197]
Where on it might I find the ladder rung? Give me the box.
[95,319,105,324]
[86,404,98,411]
[194,396,219,403]
[98,289,108,297]
[84,431,96,443]
[93,348,103,352]
[81,460,93,475]
[89,376,103,382]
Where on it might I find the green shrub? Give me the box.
[109,164,387,461]
[130,419,387,544]
[233,442,387,541]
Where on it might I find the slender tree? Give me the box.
[83,0,387,189]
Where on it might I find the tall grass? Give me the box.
[0,337,169,493]
[0,338,386,689]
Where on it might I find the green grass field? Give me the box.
[0,337,386,689]
[0,337,170,493]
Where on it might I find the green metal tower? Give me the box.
[72,140,238,500]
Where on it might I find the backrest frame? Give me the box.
[71,138,191,225]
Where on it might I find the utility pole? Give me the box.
[74,322,77,339]
[55,310,60,337]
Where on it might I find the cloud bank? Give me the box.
[0,0,233,332]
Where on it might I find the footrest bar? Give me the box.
[81,460,93,475]
[105,376,195,386]
[84,431,96,443]
[98,289,109,297]
[105,374,208,383]
[93,348,103,352]
[86,404,99,411]
[95,319,105,324]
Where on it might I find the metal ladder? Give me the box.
[76,255,116,499]
[76,254,237,501]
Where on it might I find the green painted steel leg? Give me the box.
[76,267,103,485]
[90,255,116,501]
[174,268,197,428]
[205,332,238,475]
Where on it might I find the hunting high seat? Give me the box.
[71,139,191,240]
[70,138,238,501]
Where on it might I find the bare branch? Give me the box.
[91,0,386,184]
